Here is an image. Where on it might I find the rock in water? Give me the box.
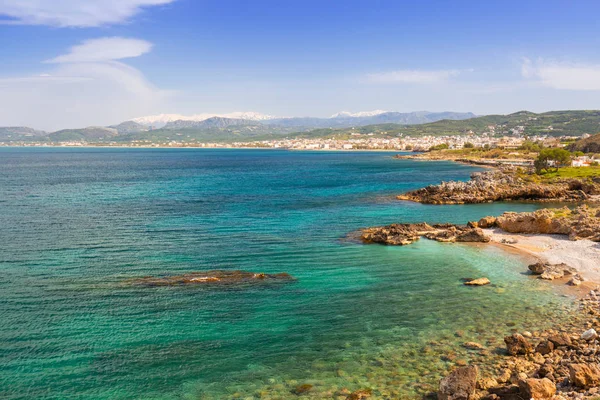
[464,278,490,286]
[518,378,556,399]
[438,365,478,400]
[569,363,600,388]
[130,270,295,287]
[504,333,532,355]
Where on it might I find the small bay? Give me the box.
[0,148,575,399]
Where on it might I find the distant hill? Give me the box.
[48,127,119,142]
[290,110,600,140]
[109,121,148,134]
[2,110,599,144]
[264,111,476,129]
[569,133,600,153]
[0,126,46,141]
[163,117,262,130]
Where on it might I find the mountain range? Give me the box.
[0,110,476,142]
[3,110,599,144]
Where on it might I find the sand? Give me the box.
[482,228,600,283]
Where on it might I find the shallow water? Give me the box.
[0,148,576,399]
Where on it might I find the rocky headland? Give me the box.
[397,170,600,204]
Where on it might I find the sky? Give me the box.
[1,0,600,130]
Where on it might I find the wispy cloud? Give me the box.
[522,58,600,90]
[0,37,171,130]
[0,0,176,27]
[46,37,153,64]
[366,69,464,84]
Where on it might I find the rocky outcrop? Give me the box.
[360,223,489,246]
[397,170,600,204]
[130,270,295,287]
[481,205,600,242]
[438,365,478,400]
[526,262,578,280]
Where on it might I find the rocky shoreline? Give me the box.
[396,170,600,204]
[358,206,600,399]
[437,289,600,400]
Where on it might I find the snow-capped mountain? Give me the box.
[330,110,387,118]
[133,112,277,127]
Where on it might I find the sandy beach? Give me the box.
[483,228,600,283]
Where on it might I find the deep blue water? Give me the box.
[0,148,573,399]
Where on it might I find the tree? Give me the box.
[463,142,474,148]
[534,148,572,173]
[429,143,449,151]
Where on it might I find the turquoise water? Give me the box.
[0,148,575,399]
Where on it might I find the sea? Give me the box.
[0,148,577,399]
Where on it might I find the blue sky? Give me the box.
[1,0,600,130]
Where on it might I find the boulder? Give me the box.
[504,333,532,355]
[477,216,497,228]
[528,262,546,275]
[581,328,598,341]
[464,278,491,286]
[535,340,554,355]
[438,365,478,400]
[548,332,572,347]
[455,228,491,243]
[569,363,600,388]
[518,378,556,399]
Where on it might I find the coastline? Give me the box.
[377,156,600,399]
[483,228,600,286]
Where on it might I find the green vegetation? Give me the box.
[534,148,572,173]
[537,166,600,179]
[428,143,449,151]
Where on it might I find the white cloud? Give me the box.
[367,69,462,84]
[0,37,171,130]
[0,0,175,27]
[522,58,600,91]
[46,37,153,63]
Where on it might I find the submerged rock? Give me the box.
[345,389,372,400]
[438,365,478,400]
[291,384,313,395]
[129,270,295,287]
